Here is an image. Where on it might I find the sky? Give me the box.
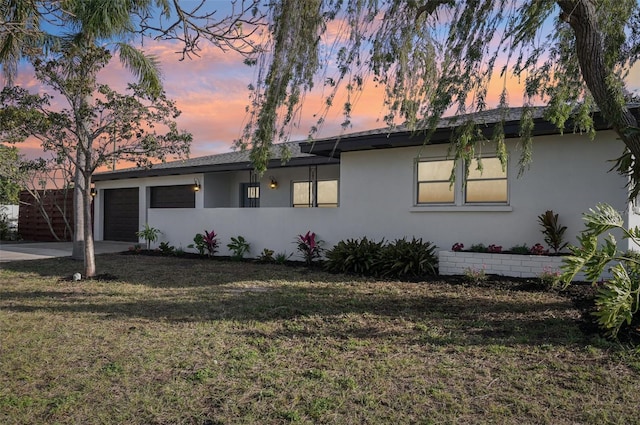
[5,4,640,165]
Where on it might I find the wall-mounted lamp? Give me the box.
[90,188,97,197]
[193,178,201,192]
[269,177,278,189]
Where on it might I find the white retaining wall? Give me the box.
[438,250,588,281]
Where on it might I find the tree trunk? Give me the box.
[557,0,640,195]
[83,174,96,277]
[72,149,85,260]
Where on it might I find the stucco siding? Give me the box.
[94,130,631,261]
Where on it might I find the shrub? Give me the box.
[464,265,487,284]
[538,210,568,253]
[530,243,547,255]
[227,236,250,260]
[135,223,160,250]
[537,266,560,288]
[377,237,437,279]
[189,230,219,256]
[488,244,502,253]
[275,251,292,264]
[324,237,386,275]
[561,203,640,338]
[258,248,275,262]
[469,243,488,253]
[158,241,175,256]
[296,231,323,265]
[451,242,464,252]
[509,244,530,254]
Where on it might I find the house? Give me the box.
[93,106,640,265]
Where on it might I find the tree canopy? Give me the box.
[239,0,640,196]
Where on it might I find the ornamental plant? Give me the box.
[451,242,464,252]
[135,223,161,250]
[561,203,640,338]
[189,229,219,257]
[538,210,568,253]
[488,244,502,253]
[227,235,250,260]
[530,243,547,255]
[324,237,386,275]
[296,231,323,265]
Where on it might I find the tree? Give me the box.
[0,0,262,276]
[0,47,192,276]
[0,144,22,204]
[239,0,640,197]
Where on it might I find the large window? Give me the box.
[416,157,508,205]
[417,160,455,204]
[292,179,338,207]
[150,185,195,208]
[465,157,508,203]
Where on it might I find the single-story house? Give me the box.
[93,105,640,268]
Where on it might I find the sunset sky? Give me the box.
[7,20,640,164]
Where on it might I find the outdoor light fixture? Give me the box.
[269,177,278,189]
[194,178,201,192]
[90,188,97,197]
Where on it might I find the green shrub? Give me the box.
[227,235,250,260]
[324,237,385,275]
[469,243,488,253]
[158,241,175,256]
[258,248,275,262]
[377,237,438,279]
[509,244,530,254]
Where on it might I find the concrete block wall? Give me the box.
[438,251,587,281]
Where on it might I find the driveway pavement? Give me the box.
[0,241,131,262]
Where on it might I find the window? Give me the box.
[292,179,338,207]
[416,157,508,206]
[150,185,195,208]
[240,183,260,207]
[465,157,507,203]
[417,160,455,204]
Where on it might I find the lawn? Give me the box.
[1,253,639,425]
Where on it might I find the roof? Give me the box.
[95,104,640,181]
[93,140,338,181]
[300,104,640,157]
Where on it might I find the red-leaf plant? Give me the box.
[296,231,323,265]
[203,230,219,256]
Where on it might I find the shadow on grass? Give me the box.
[0,278,591,347]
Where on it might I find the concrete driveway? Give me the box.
[0,241,131,262]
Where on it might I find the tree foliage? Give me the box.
[0,0,264,84]
[239,0,640,194]
[0,144,22,204]
[0,46,191,276]
[0,0,260,276]
[560,203,640,338]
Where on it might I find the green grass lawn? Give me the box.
[1,253,639,425]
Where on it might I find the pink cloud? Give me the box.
[6,34,640,165]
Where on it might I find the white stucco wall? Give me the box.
[94,130,633,261]
[336,131,629,252]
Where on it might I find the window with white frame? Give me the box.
[416,157,508,205]
[292,179,338,207]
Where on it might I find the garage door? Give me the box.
[103,188,139,242]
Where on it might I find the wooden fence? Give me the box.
[18,190,75,241]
